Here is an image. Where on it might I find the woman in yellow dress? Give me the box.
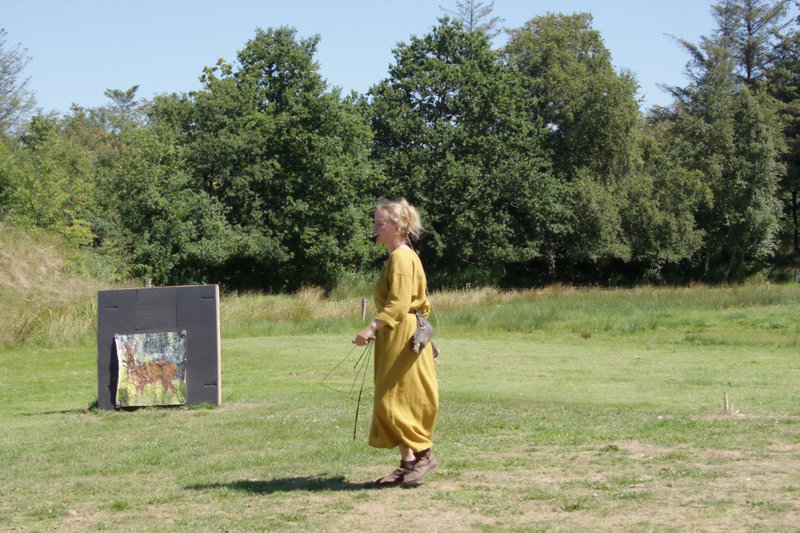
[354,199,439,486]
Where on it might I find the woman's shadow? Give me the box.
[188,474,385,494]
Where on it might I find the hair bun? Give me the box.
[377,198,424,240]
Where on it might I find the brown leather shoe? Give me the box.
[402,449,438,486]
[374,459,415,485]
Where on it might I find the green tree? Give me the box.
[711,0,791,86]
[0,138,22,219]
[620,125,710,280]
[4,115,97,246]
[108,125,238,285]
[504,13,640,180]
[368,19,566,286]
[765,3,800,258]
[667,31,784,279]
[504,13,643,277]
[0,29,36,136]
[3,85,234,283]
[439,0,504,38]
[102,85,146,130]
[151,27,376,290]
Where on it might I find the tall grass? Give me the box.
[4,222,800,349]
[430,283,800,344]
[4,264,800,350]
[219,286,369,338]
[180,282,800,349]
[0,225,106,348]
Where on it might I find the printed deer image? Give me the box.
[123,339,179,396]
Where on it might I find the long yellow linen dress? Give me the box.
[369,247,438,452]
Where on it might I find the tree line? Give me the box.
[1,0,799,291]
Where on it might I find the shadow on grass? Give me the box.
[188,474,385,493]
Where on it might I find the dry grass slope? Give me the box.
[0,225,105,347]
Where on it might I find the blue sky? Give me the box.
[4,1,719,114]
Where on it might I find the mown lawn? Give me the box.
[1,285,799,531]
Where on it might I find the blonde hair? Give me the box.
[376,198,425,241]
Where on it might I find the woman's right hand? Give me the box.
[353,320,381,346]
[353,329,373,346]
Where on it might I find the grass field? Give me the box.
[1,284,799,531]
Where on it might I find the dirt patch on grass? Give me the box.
[10,440,798,532]
[309,441,800,532]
